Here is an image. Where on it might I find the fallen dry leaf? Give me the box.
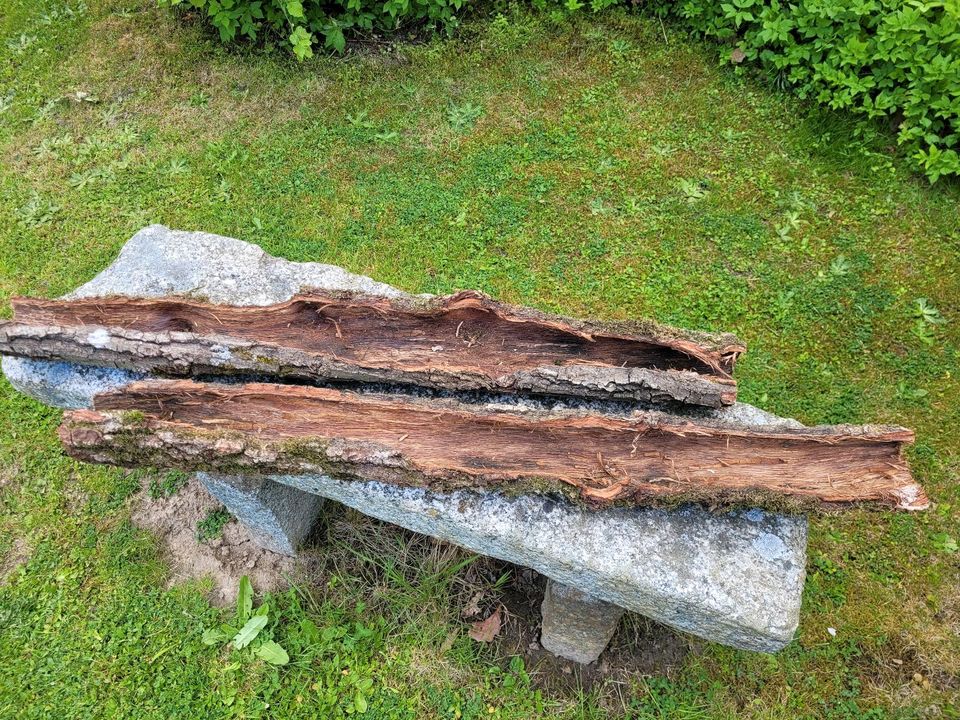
[731,48,746,64]
[468,606,501,643]
[461,591,484,618]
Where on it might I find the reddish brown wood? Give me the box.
[1,291,743,407]
[58,380,926,511]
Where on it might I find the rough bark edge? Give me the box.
[9,289,745,375]
[56,380,927,512]
[0,311,739,408]
[59,410,927,513]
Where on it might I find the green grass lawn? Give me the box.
[1,0,959,717]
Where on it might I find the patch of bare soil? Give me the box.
[0,459,21,489]
[130,475,293,606]
[0,537,30,585]
[469,560,696,696]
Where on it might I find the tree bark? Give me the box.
[58,380,927,511]
[1,291,742,407]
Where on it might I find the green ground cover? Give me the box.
[0,0,958,717]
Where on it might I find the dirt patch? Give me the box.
[63,481,89,514]
[0,537,31,585]
[0,459,21,489]
[130,475,293,606]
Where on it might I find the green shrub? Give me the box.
[655,0,960,183]
[160,0,465,59]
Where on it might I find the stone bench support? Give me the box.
[186,469,806,654]
[198,473,324,556]
[540,580,626,663]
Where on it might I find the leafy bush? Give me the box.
[160,0,465,59]
[655,0,960,183]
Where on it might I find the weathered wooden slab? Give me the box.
[0,291,742,407]
[58,379,926,511]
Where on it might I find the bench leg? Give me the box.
[197,472,324,556]
[540,578,625,664]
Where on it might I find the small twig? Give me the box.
[325,317,343,338]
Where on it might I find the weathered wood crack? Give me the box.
[0,291,743,407]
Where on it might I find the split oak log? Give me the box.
[59,380,927,511]
[0,291,743,408]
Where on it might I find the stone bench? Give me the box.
[1,225,808,663]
